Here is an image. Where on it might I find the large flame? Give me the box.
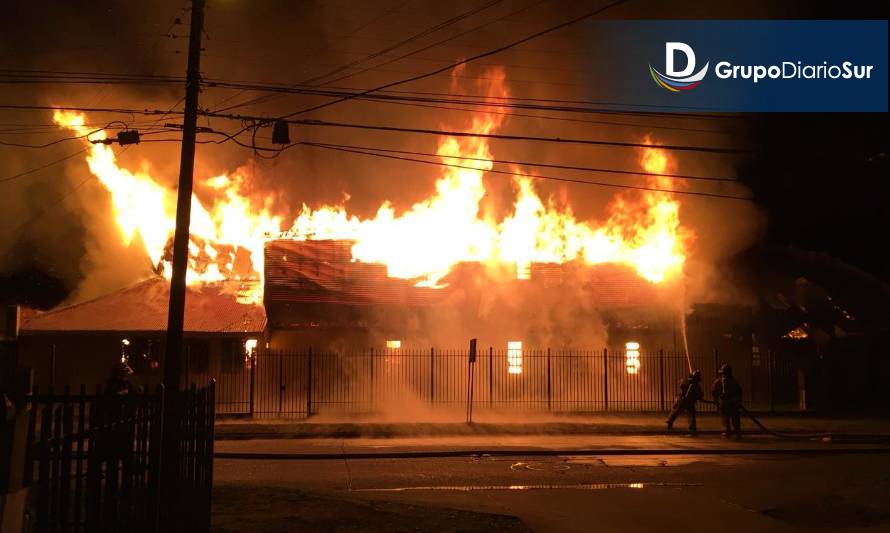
[52,67,689,304]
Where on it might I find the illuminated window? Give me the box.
[244,338,258,369]
[386,340,401,349]
[516,262,531,280]
[625,341,640,375]
[507,341,523,374]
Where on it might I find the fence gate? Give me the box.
[24,382,215,533]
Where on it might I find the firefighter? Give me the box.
[106,359,134,395]
[712,363,743,438]
[666,370,703,433]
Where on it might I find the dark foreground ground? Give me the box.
[212,431,890,532]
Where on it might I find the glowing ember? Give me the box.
[51,67,689,304]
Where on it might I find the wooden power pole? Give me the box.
[164,0,204,395]
[161,0,204,514]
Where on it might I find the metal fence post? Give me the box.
[488,347,493,408]
[749,347,755,410]
[429,348,435,404]
[278,350,284,416]
[306,348,313,417]
[768,349,775,412]
[369,348,375,409]
[659,349,665,412]
[547,348,553,411]
[603,348,609,411]
[248,351,255,416]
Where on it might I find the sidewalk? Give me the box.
[215,412,890,440]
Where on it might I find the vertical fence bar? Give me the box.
[277,350,284,416]
[50,403,62,531]
[488,347,493,409]
[547,348,553,411]
[73,384,86,531]
[60,386,73,533]
[603,348,608,411]
[248,352,255,416]
[768,349,775,412]
[149,384,163,533]
[429,348,435,404]
[659,349,666,412]
[369,348,375,410]
[306,348,313,417]
[749,348,755,410]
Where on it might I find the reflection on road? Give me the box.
[351,482,701,492]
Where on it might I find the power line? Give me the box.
[207,0,414,112]
[0,128,180,149]
[277,0,630,119]
[200,112,749,154]
[301,142,750,201]
[305,0,505,87]
[0,148,88,185]
[287,0,547,90]
[203,78,744,119]
[0,144,133,252]
[306,141,739,182]
[0,104,182,116]
[217,0,507,113]
[357,99,744,136]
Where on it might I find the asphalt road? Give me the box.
[212,436,890,532]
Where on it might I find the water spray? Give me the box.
[678,285,692,373]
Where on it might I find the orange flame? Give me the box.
[52,68,689,303]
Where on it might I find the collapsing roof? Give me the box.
[263,239,661,309]
[20,277,266,335]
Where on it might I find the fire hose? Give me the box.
[700,399,832,441]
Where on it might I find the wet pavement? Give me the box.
[213,435,890,531]
[214,433,890,457]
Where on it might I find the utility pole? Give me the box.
[161,0,204,520]
[164,0,204,395]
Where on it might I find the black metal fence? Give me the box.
[211,348,798,418]
[24,382,215,533]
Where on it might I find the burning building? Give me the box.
[43,67,693,351]
[17,278,265,397]
[16,68,789,415]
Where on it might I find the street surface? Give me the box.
[212,434,890,532]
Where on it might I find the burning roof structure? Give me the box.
[20,277,265,335]
[264,239,661,309]
[47,68,691,315]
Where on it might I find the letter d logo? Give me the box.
[649,42,709,92]
[666,42,696,77]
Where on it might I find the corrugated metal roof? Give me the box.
[20,277,266,334]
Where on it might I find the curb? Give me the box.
[215,446,890,461]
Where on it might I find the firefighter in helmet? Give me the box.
[712,363,743,438]
[666,370,703,433]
